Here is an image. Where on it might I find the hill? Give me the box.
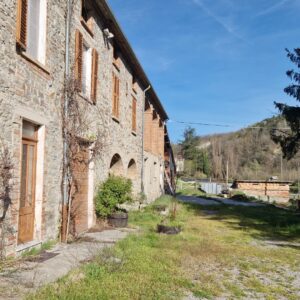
[176,116,300,182]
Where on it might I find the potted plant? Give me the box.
[157,197,182,235]
[95,176,133,228]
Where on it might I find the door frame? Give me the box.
[17,123,38,245]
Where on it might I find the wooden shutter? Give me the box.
[116,77,120,118]
[91,49,98,103]
[75,30,83,91]
[112,73,116,117]
[112,73,120,118]
[16,0,28,50]
[132,98,137,132]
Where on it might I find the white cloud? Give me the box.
[191,0,247,43]
[256,0,290,17]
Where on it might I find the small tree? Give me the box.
[180,127,199,161]
[95,176,133,218]
[272,48,300,159]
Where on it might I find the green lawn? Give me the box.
[29,194,300,300]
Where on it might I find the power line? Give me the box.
[168,119,290,130]
[168,120,232,127]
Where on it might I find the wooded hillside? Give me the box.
[175,117,300,181]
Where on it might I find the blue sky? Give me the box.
[108,0,300,142]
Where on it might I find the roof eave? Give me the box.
[95,0,169,120]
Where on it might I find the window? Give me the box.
[82,43,92,98]
[16,0,47,64]
[81,0,93,36]
[112,73,120,119]
[132,97,137,132]
[75,30,98,103]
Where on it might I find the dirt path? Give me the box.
[178,195,266,207]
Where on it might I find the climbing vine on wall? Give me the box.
[0,139,13,258]
[62,71,109,239]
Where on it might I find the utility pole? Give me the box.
[226,160,229,187]
[280,154,283,180]
[297,162,300,210]
[298,162,300,196]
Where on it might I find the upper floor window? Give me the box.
[81,0,93,36]
[82,43,92,98]
[75,30,98,103]
[132,97,137,133]
[112,73,120,119]
[16,0,47,65]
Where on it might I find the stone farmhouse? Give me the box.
[0,0,175,256]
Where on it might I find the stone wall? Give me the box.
[0,0,169,255]
[0,0,67,255]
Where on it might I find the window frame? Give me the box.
[16,0,49,73]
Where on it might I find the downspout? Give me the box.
[61,0,71,242]
[141,85,151,195]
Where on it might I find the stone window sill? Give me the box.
[20,51,50,76]
[112,116,120,123]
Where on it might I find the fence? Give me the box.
[200,182,224,195]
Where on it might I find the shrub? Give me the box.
[95,176,133,218]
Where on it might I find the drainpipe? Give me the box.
[141,85,151,195]
[61,0,71,242]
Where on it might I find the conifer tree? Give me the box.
[273,48,300,159]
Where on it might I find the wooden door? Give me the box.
[71,143,89,235]
[18,122,38,244]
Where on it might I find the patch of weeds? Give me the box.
[41,240,56,251]
[22,240,56,259]
[193,289,213,299]
[0,256,15,272]
[191,273,223,298]
[223,281,245,298]
[21,247,41,258]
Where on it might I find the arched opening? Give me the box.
[127,159,137,180]
[109,153,124,176]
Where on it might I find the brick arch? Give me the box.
[109,153,124,176]
[127,159,137,180]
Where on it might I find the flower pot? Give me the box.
[108,212,128,228]
[152,204,168,212]
[157,224,181,235]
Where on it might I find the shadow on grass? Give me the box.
[179,197,300,242]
